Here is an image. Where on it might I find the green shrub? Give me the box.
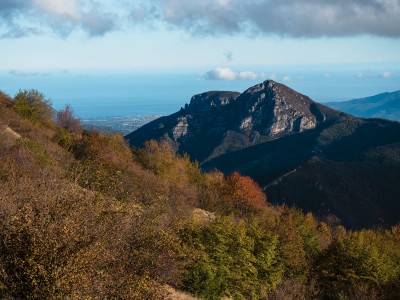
[52,127,75,151]
[134,140,206,188]
[181,216,282,299]
[13,89,53,124]
[314,229,400,298]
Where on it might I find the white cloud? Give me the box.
[352,70,373,79]
[282,75,291,82]
[204,67,266,81]
[9,70,38,77]
[217,0,231,7]
[381,70,394,78]
[238,71,265,80]
[205,67,236,80]
[33,0,81,19]
[9,70,51,77]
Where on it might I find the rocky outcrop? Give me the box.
[186,91,240,112]
[233,80,322,135]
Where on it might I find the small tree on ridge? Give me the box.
[56,104,81,134]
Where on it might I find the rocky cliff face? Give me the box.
[126,80,343,162]
[233,80,322,135]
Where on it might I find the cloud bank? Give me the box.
[9,69,51,77]
[352,70,396,79]
[133,0,400,37]
[0,0,116,38]
[204,67,266,81]
[1,0,400,39]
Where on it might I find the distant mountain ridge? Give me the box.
[326,90,400,121]
[126,80,400,228]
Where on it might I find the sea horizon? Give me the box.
[1,66,399,119]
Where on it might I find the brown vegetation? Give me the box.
[1,89,400,299]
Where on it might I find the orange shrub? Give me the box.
[224,172,268,214]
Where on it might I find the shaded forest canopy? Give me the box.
[1,89,400,299]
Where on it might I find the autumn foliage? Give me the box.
[225,171,268,214]
[0,89,400,299]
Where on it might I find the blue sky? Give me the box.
[1,0,400,117]
[1,0,400,70]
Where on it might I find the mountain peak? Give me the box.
[126,80,343,162]
[234,79,339,135]
[263,79,278,89]
[240,80,274,96]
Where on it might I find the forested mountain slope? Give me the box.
[126,80,400,228]
[1,89,400,299]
